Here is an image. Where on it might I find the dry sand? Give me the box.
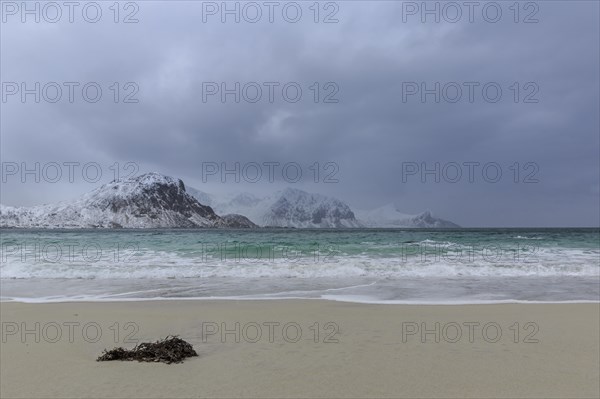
[1,300,598,398]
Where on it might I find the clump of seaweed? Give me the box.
[97,335,198,364]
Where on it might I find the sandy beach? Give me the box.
[1,300,598,398]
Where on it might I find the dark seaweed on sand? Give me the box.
[97,336,198,364]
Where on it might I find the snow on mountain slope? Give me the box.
[185,187,215,207]
[263,188,361,228]
[1,174,458,229]
[188,188,459,228]
[355,203,459,228]
[0,173,256,228]
[190,188,361,228]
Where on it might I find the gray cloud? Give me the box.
[1,1,598,227]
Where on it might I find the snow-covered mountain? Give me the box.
[190,188,361,228]
[188,188,459,228]
[355,203,459,228]
[0,173,256,228]
[1,173,459,229]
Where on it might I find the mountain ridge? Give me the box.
[1,172,459,228]
[188,186,459,228]
[0,173,255,228]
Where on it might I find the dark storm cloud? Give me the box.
[1,1,598,226]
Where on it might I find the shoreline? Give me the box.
[2,297,600,304]
[2,300,599,398]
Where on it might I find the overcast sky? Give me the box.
[1,1,598,227]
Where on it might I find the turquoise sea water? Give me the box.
[1,228,598,303]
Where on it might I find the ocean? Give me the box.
[1,228,598,303]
